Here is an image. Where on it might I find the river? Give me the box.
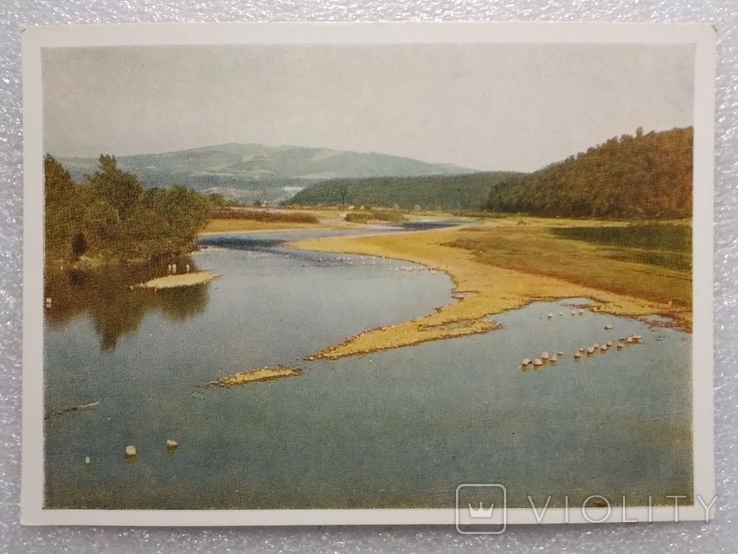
[43,228,692,509]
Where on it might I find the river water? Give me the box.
[43,229,692,509]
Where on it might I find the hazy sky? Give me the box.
[42,43,694,172]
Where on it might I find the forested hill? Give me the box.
[485,127,693,219]
[286,172,523,211]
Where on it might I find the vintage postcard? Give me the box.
[21,22,716,527]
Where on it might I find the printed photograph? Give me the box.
[40,39,698,513]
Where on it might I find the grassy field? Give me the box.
[289,217,692,359]
[549,223,691,270]
[453,221,692,311]
[213,207,319,223]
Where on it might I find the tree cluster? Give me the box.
[45,154,215,263]
[286,171,522,211]
[485,127,693,219]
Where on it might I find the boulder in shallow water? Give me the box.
[125,445,137,457]
[166,439,178,449]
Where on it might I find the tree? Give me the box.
[44,154,81,259]
[146,185,212,241]
[86,155,144,221]
[45,154,77,206]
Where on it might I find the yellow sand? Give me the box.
[209,366,302,387]
[139,271,217,289]
[290,222,690,360]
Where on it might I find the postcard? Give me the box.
[21,22,716,528]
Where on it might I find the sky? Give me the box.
[42,43,694,172]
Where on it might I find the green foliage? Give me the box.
[485,128,693,219]
[345,209,406,224]
[207,193,227,207]
[286,172,523,211]
[44,155,83,259]
[146,185,214,239]
[87,154,145,220]
[550,224,691,271]
[45,154,215,263]
[345,212,372,223]
[212,207,319,224]
[550,224,691,253]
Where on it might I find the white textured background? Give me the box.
[1,2,735,552]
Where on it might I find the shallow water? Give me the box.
[44,230,692,509]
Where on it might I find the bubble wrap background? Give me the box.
[1,1,735,552]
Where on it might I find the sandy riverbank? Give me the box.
[290,221,691,360]
[138,271,217,290]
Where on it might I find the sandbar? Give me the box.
[139,271,217,290]
[208,366,302,388]
[290,220,690,360]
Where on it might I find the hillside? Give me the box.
[57,144,477,205]
[286,172,523,211]
[485,127,693,219]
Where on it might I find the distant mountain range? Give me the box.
[57,143,478,204]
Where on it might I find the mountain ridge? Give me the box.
[56,143,478,205]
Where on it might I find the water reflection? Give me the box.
[44,259,209,351]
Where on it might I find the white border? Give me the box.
[21,21,717,527]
